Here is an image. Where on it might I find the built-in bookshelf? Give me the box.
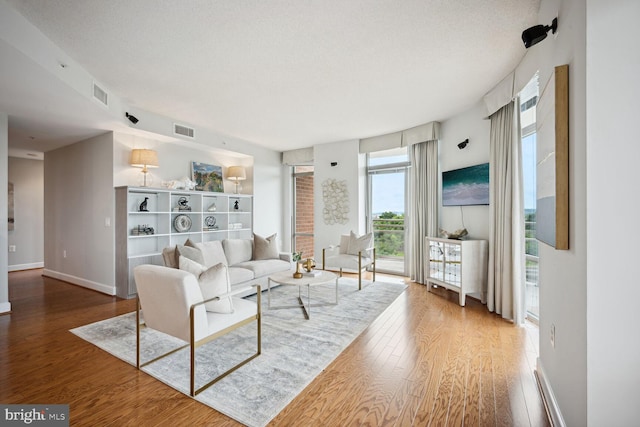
[115,186,253,298]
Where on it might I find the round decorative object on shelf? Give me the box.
[173,214,192,233]
[204,215,216,228]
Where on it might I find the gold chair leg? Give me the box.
[190,337,196,396]
[257,289,262,354]
[322,248,325,270]
[358,251,362,290]
[136,297,140,369]
[373,248,376,283]
[188,292,263,397]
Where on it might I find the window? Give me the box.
[521,74,539,320]
[292,166,314,258]
[367,147,409,275]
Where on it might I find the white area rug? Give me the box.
[71,278,407,427]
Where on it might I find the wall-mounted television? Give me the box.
[442,163,490,206]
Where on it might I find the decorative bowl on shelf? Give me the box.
[173,214,192,232]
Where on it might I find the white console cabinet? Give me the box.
[425,237,488,306]
[115,186,253,298]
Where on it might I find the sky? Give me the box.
[371,172,405,215]
[522,133,537,210]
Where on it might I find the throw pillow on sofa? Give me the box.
[253,232,279,260]
[178,256,234,313]
[162,246,178,268]
[186,238,229,268]
[175,244,205,266]
[222,238,253,266]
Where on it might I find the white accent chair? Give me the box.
[322,233,376,290]
[134,264,261,396]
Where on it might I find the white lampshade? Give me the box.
[130,149,159,187]
[130,149,159,169]
[227,166,246,181]
[227,166,246,194]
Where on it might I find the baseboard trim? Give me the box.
[8,262,44,272]
[42,269,116,296]
[0,302,11,314]
[535,358,566,427]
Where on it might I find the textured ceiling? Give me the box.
[4,0,540,152]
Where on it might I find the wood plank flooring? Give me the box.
[0,269,549,426]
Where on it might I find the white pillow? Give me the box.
[175,244,205,267]
[178,256,233,313]
[193,240,229,267]
[339,234,350,254]
[253,233,279,260]
[347,231,373,256]
[222,239,253,265]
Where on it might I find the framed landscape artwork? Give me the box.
[191,162,224,192]
[536,64,569,250]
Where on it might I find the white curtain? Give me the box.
[487,100,526,324]
[409,139,438,284]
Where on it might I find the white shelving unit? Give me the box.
[425,237,488,306]
[116,186,253,298]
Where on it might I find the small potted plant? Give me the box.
[292,251,303,278]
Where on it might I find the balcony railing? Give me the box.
[525,218,540,318]
[372,217,405,259]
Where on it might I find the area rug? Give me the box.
[70,278,407,427]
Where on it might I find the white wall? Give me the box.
[113,132,285,249]
[440,2,592,424]
[586,1,640,425]
[7,157,43,271]
[113,133,254,194]
[252,153,286,241]
[531,0,588,425]
[281,164,293,253]
[43,132,116,294]
[0,112,9,314]
[313,140,365,256]
[439,101,491,240]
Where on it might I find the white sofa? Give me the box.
[162,237,292,295]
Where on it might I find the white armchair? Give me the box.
[322,233,376,290]
[134,264,261,396]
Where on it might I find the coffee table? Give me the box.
[267,270,338,319]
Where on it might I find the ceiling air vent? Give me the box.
[92,82,108,107]
[174,123,195,139]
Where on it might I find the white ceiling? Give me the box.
[2,0,540,153]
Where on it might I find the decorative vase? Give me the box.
[293,262,303,279]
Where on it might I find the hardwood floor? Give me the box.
[0,269,549,426]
